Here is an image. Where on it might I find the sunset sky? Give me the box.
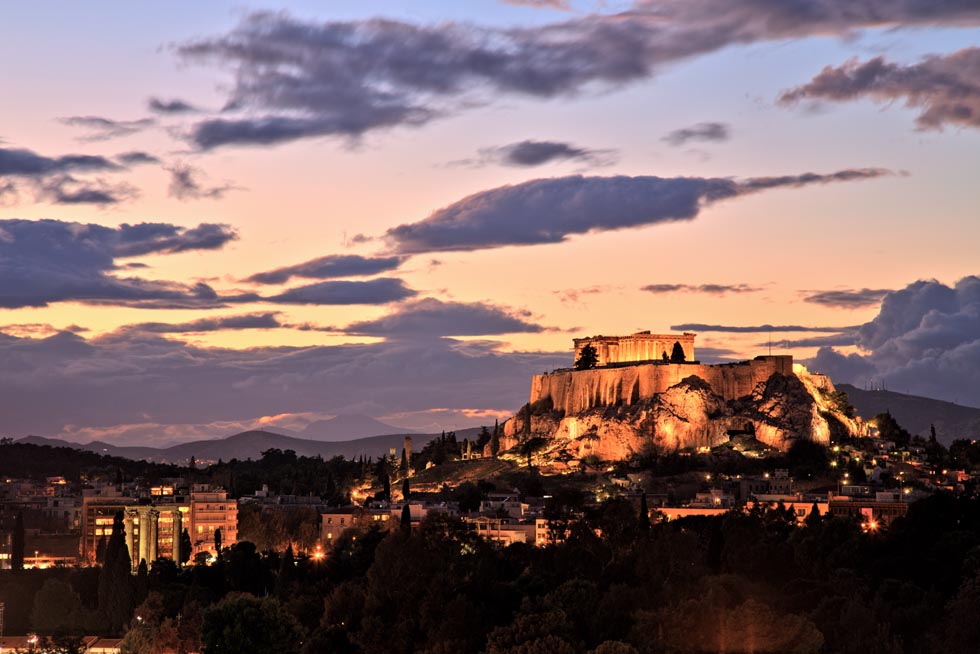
[2,1,978,445]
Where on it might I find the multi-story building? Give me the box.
[189,485,238,557]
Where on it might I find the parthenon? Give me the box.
[573,331,696,367]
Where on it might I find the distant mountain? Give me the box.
[839,384,980,445]
[18,425,485,465]
[299,414,416,441]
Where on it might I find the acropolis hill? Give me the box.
[499,332,861,465]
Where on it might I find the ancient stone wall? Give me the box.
[530,355,794,415]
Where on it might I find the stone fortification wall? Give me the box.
[530,356,794,415]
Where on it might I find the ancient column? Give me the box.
[124,510,136,569]
[138,507,150,566]
[148,509,159,563]
[172,509,183,565]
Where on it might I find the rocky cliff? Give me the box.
[497,367,863,468]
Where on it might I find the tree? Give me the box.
[179,528,192,566]
[214,527,223,558]
[382,474,391,502]
[201,594,303,654]
[661,351,669,362]
[873,411,911,448]
[401,504,412,534]
[11,510,25,571]
[401,477,410,501]
[95,535,107,565]
[670,341,686,363]
[400,447,409,476]
[31,579,84,636]
[490,420,501,457]
[99,511,135,634]
[638,493,651,532]
[575,344,599,370]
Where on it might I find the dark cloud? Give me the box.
[176,5,980,148]
[166,162,239,200]
[671,323,856,333]
[0,329,566,442]
[0,147,120,176]
[246,254,406,285]
[268,278,417,305]
[148,98,199,114]
[803,288,892,308]
[643,283,760,295]
[34,175,137,206]
[779,48,980,130]
[463,140,615,168]
[0,218,238,308]
[0,146,148,206]
[661,122,730,146]
[810,276,980,406]
[121,312,283,334]
[116,151,161,166]
[59,116,156,141]
[384,170,891,254]
[342,298,548,338]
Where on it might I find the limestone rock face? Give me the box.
[499,370,863,465]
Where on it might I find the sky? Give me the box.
[1,0,978,446]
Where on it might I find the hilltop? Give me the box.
[838,384,980,444]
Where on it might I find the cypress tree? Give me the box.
[11,511,25,571]
[490,420,500,457]
[402,477,410,501]
[400,448,409,476]
[180,529,192,566]
[400,504,412,534]
[382,474,391,502]
[214,527,223,559]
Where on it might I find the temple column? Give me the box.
[138,507,150,566]
[148,509,159,563]
[124,510,136,568]
[172,509,183,566]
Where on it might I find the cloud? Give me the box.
[643,283,760,295]
[765,333,859,348]
[0,329,567,443]
[501,0,571,9]
[34,175,137,206]
[662,122,730,146]
[554,285,613,304]
[175,5,980,148]
[809,276,980,407]
[779,48,980,130]
[383,169,891,254]
[0,147,120,176]
[803,287,892,308]
[246,254,406,284]
[672,323,856,333]
[341,297,548,338]
[0,145,145,206]
[267,278,417,305]
[148,97,199,114]
[0,218,239,308]
[166,162,240,200]
[59,116,155,141]
[120,312,283,334]
[461,140,616,168]
[116,151,161,166]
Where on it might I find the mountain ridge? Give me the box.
[838,384,980,445]
[16,427,481,465]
